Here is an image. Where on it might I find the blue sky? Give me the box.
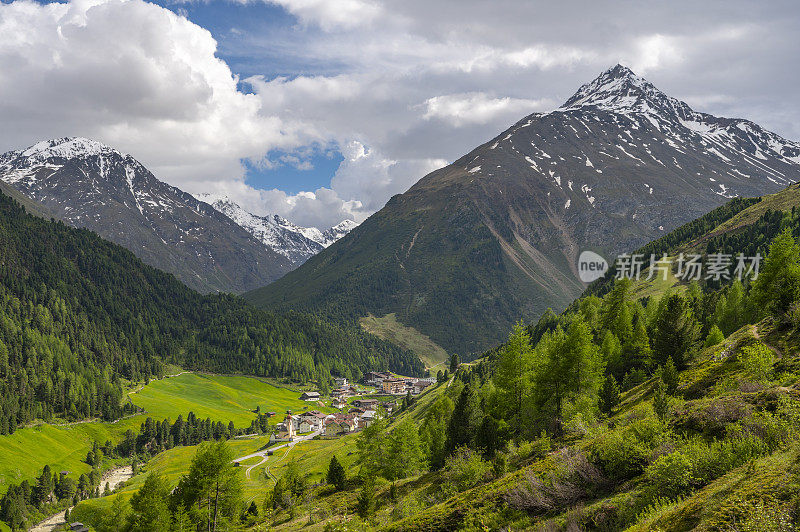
[152,0,343,193]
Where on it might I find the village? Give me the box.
[270,372,435,442]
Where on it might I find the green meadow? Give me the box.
[0,418,143,497]
[128,372,324,428]
[0,372,322,497]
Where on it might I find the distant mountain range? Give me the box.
[197,195,358,265]
[0,138,356,293]
[246,64,800,357]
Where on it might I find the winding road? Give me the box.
[234,430,321,480]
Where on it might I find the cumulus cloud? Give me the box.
[0,0,296,184]
[265,0,381,30]
[0,0,798,229]
[422,93,552,127]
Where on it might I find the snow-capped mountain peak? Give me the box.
[195,194,358,264]
[560,64,693,119]
[20,137,121,161]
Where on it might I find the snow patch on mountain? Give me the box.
[196,194,358,264]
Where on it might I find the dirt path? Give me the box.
[29,466,133,532]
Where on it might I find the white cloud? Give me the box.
[422,93,552,127]
[0,0,296,184]
[264,0,381,30]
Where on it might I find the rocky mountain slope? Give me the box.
[0,137,293,293]
[246,64,800,356]
[198,195,358,264]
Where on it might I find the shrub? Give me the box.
[505,449,603,514]
[730,410,793,453]
[442,447,491,493]
[704,325,725,347]
[738,343,774,382]
[510,432,551,464]
[591,413,668,482]
[645,452,695,498]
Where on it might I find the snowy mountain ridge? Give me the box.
[196,194,358,264]
[0,137,293,293]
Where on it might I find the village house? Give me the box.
[299,391,321,401]
[381,378,407,395]
[324,415,357,436]
[332,397,348,409]
[352,398,379,409]
[298,410,325,431]
[331,388,349,399]
[334,376,349,388]
[364,371,392,387]
[412,380,431,394]
[359,410,377,428]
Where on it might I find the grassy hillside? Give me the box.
[0,188,423,442]
[360,313,450,370]
[128,373,328,429]
[0,418,142,497]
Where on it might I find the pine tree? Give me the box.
[653,382,670,421]
[704,325,725,347]
[356,475,376,519]
[622,315,652,373]
[601,279,633,342]
[651,294,700,368]
[387,419,426,480]
[531,317,603,436]
[661,357,679,395]
[600,330,623,377]
[752,229,800,319]
[449,353,460,373]
[326,456,346,491]
[419,395,454,470]
[126,473,171,532]
[493,322,533,429]
[445,384,482,453]
[598,374,620,416]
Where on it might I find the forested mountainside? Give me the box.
[0,190,422,434]
[0,138,293,294]
[246,65,800,358]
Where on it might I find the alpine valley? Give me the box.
[246,65,800,357]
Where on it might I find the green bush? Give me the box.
[645,452,695,498]
[514,432,551,463]
[738,343,774,382]
[704,325,725,347]
[442,447,491,494]
[591,414,668,482]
